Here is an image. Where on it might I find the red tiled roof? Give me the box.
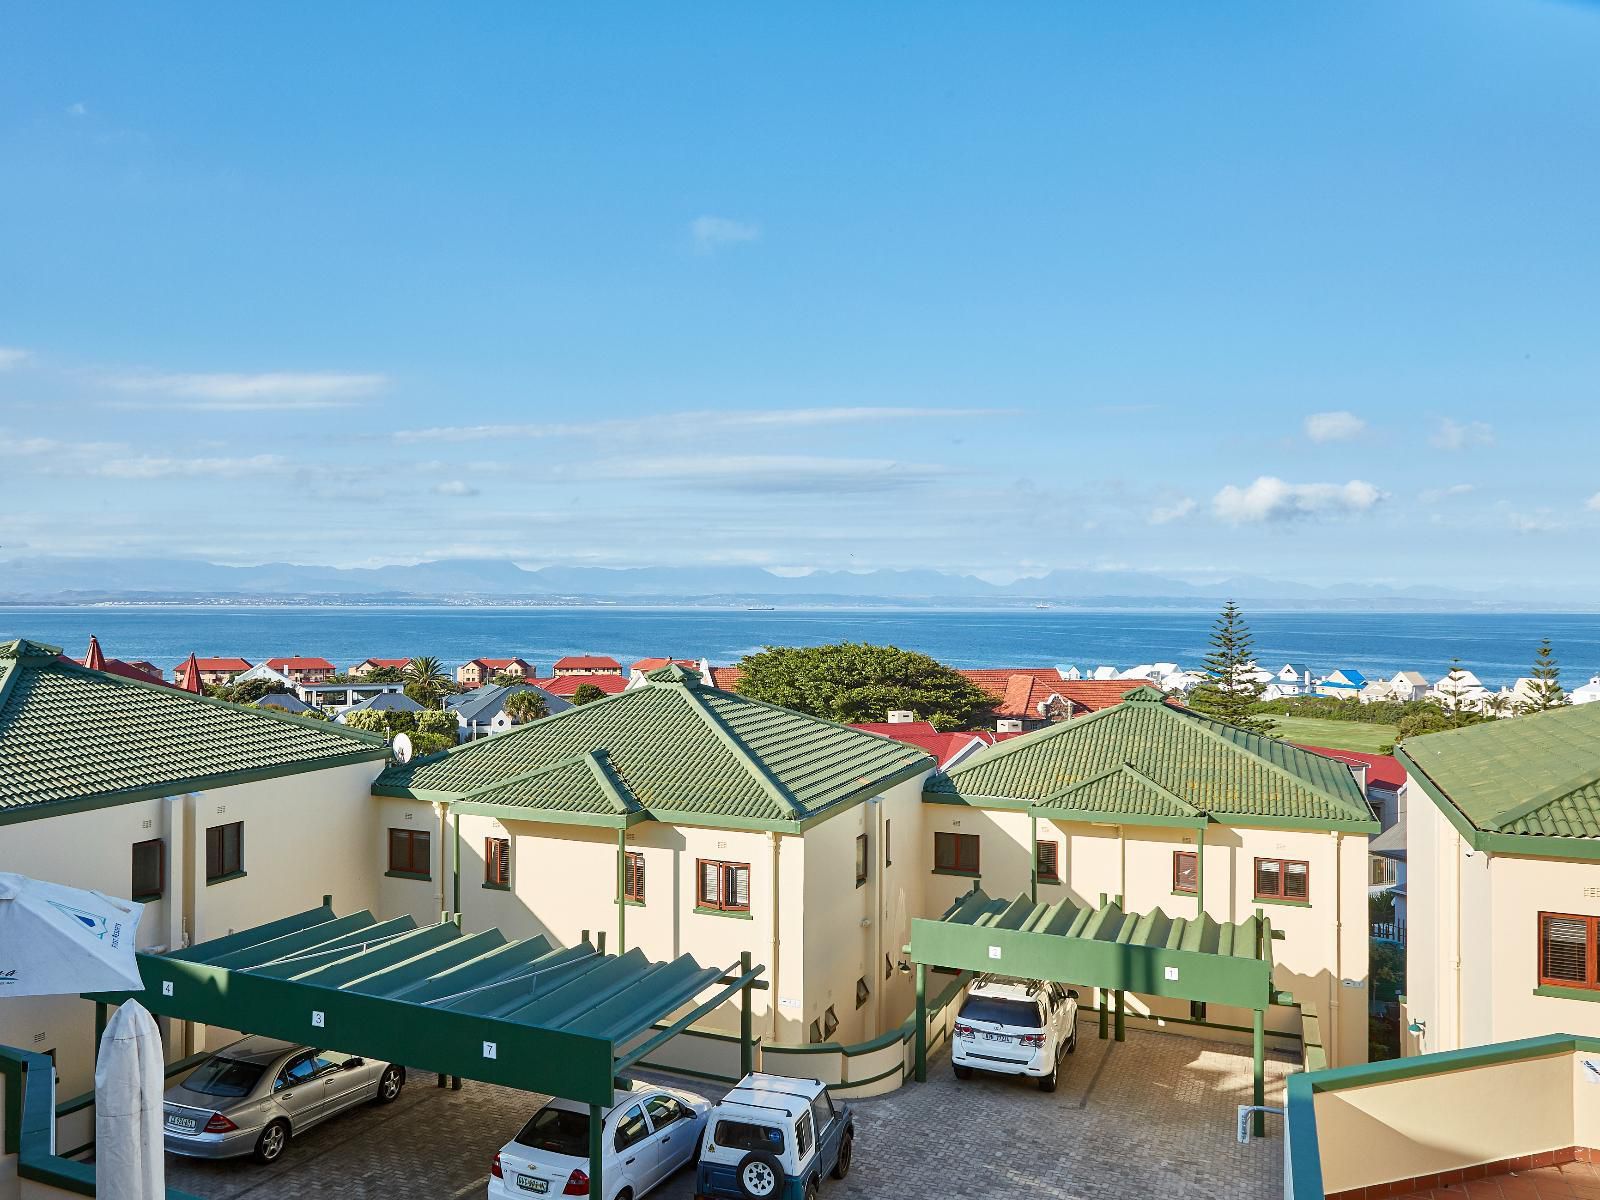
[959,671,1137,718]
[708,666,744,690]
[957,667,1068,701]
[554,655,621,671]
[358,657,411,670]
[849,722,988,768]
[177,652,203,694]
[631,657,699,673]
[1296,746,1406,792]
[535,674,629,698]
[188,657,253,672]
[478,658,530,670]
[65,654,170,687]
[267,657,335,671]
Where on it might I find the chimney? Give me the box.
[1349,762,1369,796]
[887,710,915,724]
[996,718,1024,734]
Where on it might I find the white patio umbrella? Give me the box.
[0,872,144,996]
[95,1000,165,1200]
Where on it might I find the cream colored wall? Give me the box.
[0,760,384,1104]
[1483,853,1600,1043]
[374,794,446,925]
[1312,1051,1576,1194]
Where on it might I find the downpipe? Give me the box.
[1238,1105,1285,1143]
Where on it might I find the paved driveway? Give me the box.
[167,1023,1290,1200]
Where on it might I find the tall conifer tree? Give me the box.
[1524,639,1568,711]
[1189,601,1273,734]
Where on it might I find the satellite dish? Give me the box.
[391,733,413,763]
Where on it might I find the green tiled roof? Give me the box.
[1396,701,1600,842]
[927,685,1375,831]
[0,639,390,821]
[377,663,932,829]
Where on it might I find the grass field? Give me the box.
[1264,715,1399,754]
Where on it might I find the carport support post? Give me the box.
[1252,1007,1265,1137]
[616,827,627,953]
[1097,990,1107,1040]
[589,1102,604,1200]
[93,1002,107,1062]
[740,950,754,1078]
[451,808,462,928]
[1029,812,1038,904]
[1114,989,1125,1042]
[914,962,927,1083]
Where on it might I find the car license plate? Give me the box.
[165,1114,199,1133]
[516,1175,548,1194]
[983,1032,1011,1043]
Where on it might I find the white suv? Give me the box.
[951,976,1079,1091]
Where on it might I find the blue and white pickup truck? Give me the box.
[693,1074,853,1200]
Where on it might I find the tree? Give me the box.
[570,682,609,707]
[363,666,406,684]
[1436,658,1472,718]
[1484,692,1513,719]
[491,672,523,687]
[732,642,993,730]
[216,678,289,705]
[1187,601,1273,734]
[1524,639,1568,712]
[341,709,388,735]
[503,689,550,724]
[403,655,450,709]
[416,709,459,741]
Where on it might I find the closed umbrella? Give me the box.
[95,1000,165,1200]
[0,872,144,996]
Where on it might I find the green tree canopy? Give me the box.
[403,655,450,709]
[503,689,550,724]
[570,682,609,707]
[1524,639,1568,712]
[415,709,459,739]
[215,678,290,705]
[732,642,992,731]
[1187,601,1273,735]
[362,666,406,683]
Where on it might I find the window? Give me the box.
[388,828,431,879]
[484,837,510,888]
[714,1120,785,1155]
[697,859,750,912]
[614,1105,649,1152]
[206,822,243,882]
[808,1019,823,1044]
[275,1052,319,1091]
[934,831,980,875]
[885,819,892,867]
[855,834,868,888]
[645,1095,687,1129]
[855,976,870,1009]
[1035,840,1060,883]
[795,1110,815,1160]
[1539,913,1599,990]
[822,1005,839,1038]
[1173,850,1198,895]
[131,838,165,900]
[809,1090,836,1136]
[623,850,645,903]
[1254,857,1309,902]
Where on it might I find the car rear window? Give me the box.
[715,1120,785,1155]
[183,1057,266,1098]
[959,995,1043,1028]
[515,1106,589,1156]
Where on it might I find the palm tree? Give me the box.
[403,655,450,709]
[502,689,549,725]
[1484,693,1512,719]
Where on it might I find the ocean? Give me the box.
[4,605,1598,691]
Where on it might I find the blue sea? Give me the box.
[4,605,1598,691]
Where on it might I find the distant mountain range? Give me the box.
[0,555,1535,609]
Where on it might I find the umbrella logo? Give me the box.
[48,900,110,941]
[0,970,15,986]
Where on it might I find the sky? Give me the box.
[3,2,1599,596]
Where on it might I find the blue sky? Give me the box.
[3,2,1598,595]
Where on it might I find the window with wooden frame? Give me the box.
[388,827,431,879]
[131,839,165,901]
[855,834,869,888]
[1173,850,1199,895]
[934,831,980,875]
[1254,857,1309,902]
[1035,840,1060,883]
[623,851,645,904]
[484,837,510,888]
[855,977,870,1009]
[1539,913,1599,990]
[206,822,243,882]
[696,859,750,912]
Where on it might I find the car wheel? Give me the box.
[953,1063,973,1080]
[804,1177,818,1200]
[253,1118,290,1164]
[1039,1065,1058,1093]
[375,1065,405,1103]
[831,1130,853,1179]
[735,1150,784,1199]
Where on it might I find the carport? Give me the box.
[909,889,1281,1133]
[86,900,765,1197]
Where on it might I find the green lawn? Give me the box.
[1264,715,1399,754]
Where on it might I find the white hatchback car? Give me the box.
[951,976,1079,1091]
[489,1085,709,1200]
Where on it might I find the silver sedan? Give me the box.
[163,1036,405,1163]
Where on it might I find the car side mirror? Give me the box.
[343,1058,365,1070]
[1067,989,1079,1000]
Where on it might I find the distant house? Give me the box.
[446,681,571,740]
[252,692,314,715]
[66,635,170,686]
[551,655,623,678]
[266,656,337,684]
[850,718,992,770]
[455,657,535,688]
[335,692,424,723]
[1316,668,1367,699]
[175,656,252,689]
[1271,663,1314,696]
[295,680,406,712]
[1298,745,1408,895]
[1364,670,1428,704]
[350,657,411,679]
[1059,665,1083,681]
[1429,669,1491,712]
[536,673,629,700]
[626,657,700,689]
[231,662,296,689]
[1571,674,1600,705]
[957,669,1137,732]
[705,663,744,690]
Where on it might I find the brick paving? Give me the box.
[1387,1161,1600,1198]
[167,1022,1290,1200]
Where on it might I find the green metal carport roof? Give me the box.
[85,902,764,1107]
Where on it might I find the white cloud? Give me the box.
[1420,483,1475,504]
[393,407,1003,444]
[1430,417,1494,451]
[1304,411,1366,443]
[596,454,945,495]
[690,216,760,251]
[432,480,479,497]
[1510,511,1562,534]
[1587,493,1600,513]
[101,370,387,411]
[66,102,87,117]
[89,453,287,480]
[0,347,30,370]
[1212,476,1384,523]
[1148,498,1197,525]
